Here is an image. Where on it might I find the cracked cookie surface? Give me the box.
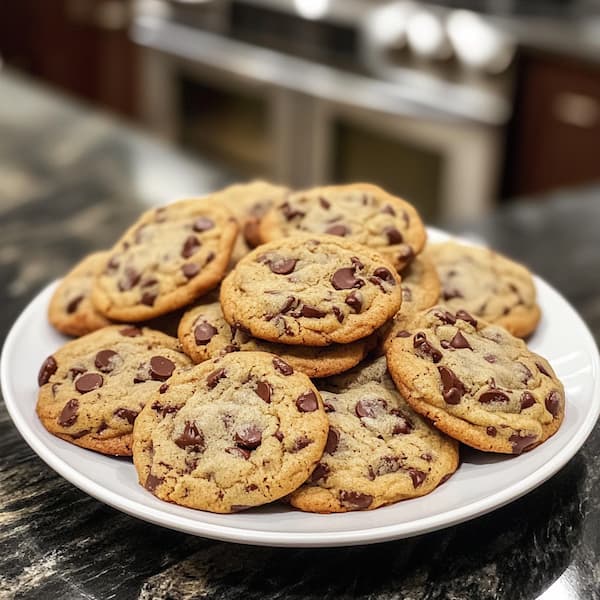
[48,252,112,337]
[220,235,402,346]
[92,198,238,322]
[385,306,564,454]
[178,296,375,378]
[288,357,458,513]
[427,241,540,337]
[132,351,329,513]
[36,325,192,455]
[259,183,426,270]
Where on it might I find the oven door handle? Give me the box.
[132,16,509,125]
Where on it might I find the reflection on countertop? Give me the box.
[1,70,600,599]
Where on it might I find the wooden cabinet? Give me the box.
[505,52,600,197]
[0,0,138,118]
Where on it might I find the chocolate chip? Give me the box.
[182,263,200,278]
[68,366,87,380]
[421,453,432,462]
[323,402,336,413]
[194,322,218,345]
[311,462,330,482]
[175,421,205,451]
[222,344,240,354]
[479,390,510,404]
[450,331,472,350]
[339,491,373,510]
[384,227,403,244]
[345,290,363,312]
[193,217,215,232]
[381,204,396,216]
[255,381,272,403]
[159,383,169,394]
[114,408,138,424]
[274,429,284,442]
[484,354,497,363]
[118,267,141,291]
[319,196,330,209]
[546,391,561,418]
[414,332,442,363]
[486,426,497,437]
[442,287,463,301]
[278,296,298,315]
[245,484,258,492]
[205,252,215,265]
[536,362,551,377]
[230,504,251,512]
[332,268,363,290]
[402,287,413,302]
[325,427,339,454]
[273,357,293,375]
[509,433,538,454]
[521,392,535,409]
[141,291,157,306]
[281,201,304,220]
[456,310,477,327]
[332,306,344,322]
[325,224,350,236]
[226,446,251,460]
[301,305,326,318]
[119,326,142,337]
[38,356,57,386]
[373,267,395,285]
[95,350,119,373]
[141,278,158,289]
[292,436,312,452]
[397,246,415,261]
[269,257,297,275]
[390,409,413,434]
[75,373,103,394]
[66,295,84,314]
[149,356,175,381]
[181,235,201,259]
[355,397,387,418]
[517,362,533,384]
[145,473,163,492]
[58,399,79,427]
[296,390,318,412]
[396,330,411,338]
[408,469,426,488]
[434,310,456,325]
[107,255,120,271]
[206,367,226,388]
[437,366,465,405]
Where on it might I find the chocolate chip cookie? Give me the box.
[178,296,376,378]
[427,241,540,338]
[385,307,565,454]
[48,252,112,337]
[92,199,238,322]
[36,325,192,455]
[132,351,329,513]
[258,183,426,270]
[288,357,459,513]
[220,235,402,346]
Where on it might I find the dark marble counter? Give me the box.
[1,70,600,600]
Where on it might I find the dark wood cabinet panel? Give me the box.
[506,52,600,196]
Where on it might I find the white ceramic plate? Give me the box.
[2,229,599,547]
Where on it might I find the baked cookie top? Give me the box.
[36,325,192,456]
[427,241,540,338]
[91,198,238,322]
[385,307,565,454]
[132,351,329,513]
[220,235,402,346]
[288,357,459,513]
[178,296,375,378]
[48,251,112,337]
[258,183,426,270]
[400,254,441,314]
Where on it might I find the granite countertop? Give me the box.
[1,71,600,600]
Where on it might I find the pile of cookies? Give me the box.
[37,181,565,514]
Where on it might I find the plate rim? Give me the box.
[2,230,599,547]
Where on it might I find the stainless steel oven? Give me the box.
[132,0,513,221]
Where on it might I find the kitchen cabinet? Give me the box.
[505,52,600,196]
[0,0,138,118]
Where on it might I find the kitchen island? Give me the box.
[1,70,599,600]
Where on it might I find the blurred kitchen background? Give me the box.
[1,0,600,222]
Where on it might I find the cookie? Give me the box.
[48,252,112,337]
[132,351,329,513]
[220,235,402,346]
[288,357,459,513]
[178,296,376,378]
[385,306,565,454]
[213,180,289,248]
[36,325,192,456]
[258,183,426,270]
[427,241,540,338]
[91,199,238,322]
[400,254,440,314]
